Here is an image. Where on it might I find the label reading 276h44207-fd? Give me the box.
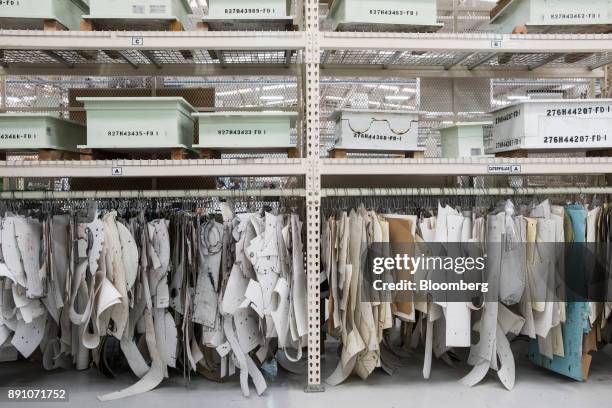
[546,105,611,116]
[543,134,608,145]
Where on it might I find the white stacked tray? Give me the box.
[332,110,423,153]
[485,99,612,154]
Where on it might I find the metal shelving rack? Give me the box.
[0,0,611,393]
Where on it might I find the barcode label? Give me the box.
[150,5,167,14]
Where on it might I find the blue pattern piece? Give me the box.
[528,204,591,381]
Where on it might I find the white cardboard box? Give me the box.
[332,110,423,152]
[439,122,493,158]
[486,99,612,154]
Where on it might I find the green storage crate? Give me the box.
[0,114,86,152]
[0,0,88,30]
[203,0,293,30]
[491,0,612,34]
[327,0,441,32]
[439,122,493,158]
[78,97,196,150]
[193,112,296,151]
[84,0,191,28]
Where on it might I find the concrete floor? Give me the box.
[1,340,611,408]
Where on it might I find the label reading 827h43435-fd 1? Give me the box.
[107,130,160,137]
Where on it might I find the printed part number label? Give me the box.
[369,9,420,16]
[543,134,608,145]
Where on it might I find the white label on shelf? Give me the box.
[491,40,503,48]
[487,164,521,174]
[132,37,144,46]
[112,167,123,176]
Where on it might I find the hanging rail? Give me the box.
[0,188,307,200]
[321,187,612,197]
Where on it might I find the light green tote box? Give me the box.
[327,0,441,32]
[78,97,196,150]
[491,0,612,33]
[204,0,293,29]
[0,114,86,151]
[0,0,88,30]
[193,112,297,150]
[84,0,191,27]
